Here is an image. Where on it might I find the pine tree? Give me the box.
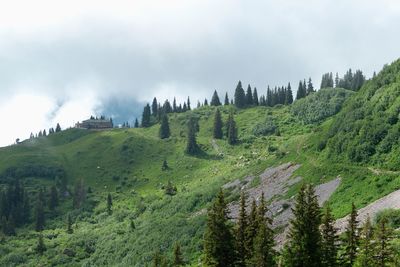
[48,185,58,211]
[307,78,314,95]
[134,118,139,128]
[107,193,112,215]
[356,216,373,267]
[296,80,306,100]
[246,85,253,106]
[159,113,171,139]
[321,205,338,267]
[152,97,158,116]
[204,98,208,106]
[251,193,275,267]
[284,184,322,267]
[235,192,248,266]
[186,117,199,155]
[35,190,45,232]
[245,199,258,261]
[374,217,394,266]
[55,123,61,132]
[226,112,238,145]
[253,88,259,106]
[211,90,222,106]
[234,81,246,108]
[173,97,177,112]
[66,214,73,234]
[141,104,151,127]
[341,202,359,267]
[203,189,235,267]
[285,83,293,104]
[224,92,230,105]
[187,96,191,110]
[36,234,46,255]
[173,242,184,266]
[161,160,169,171]
[213,109,223,139]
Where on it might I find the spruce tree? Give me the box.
[66,214,73,234]
[245,199,258,261]
[141,104,151,127]
[285,83,293,104]
[213,109,223,139]
[374,217,394,266]
[187,96,191,110]
[204,98,208,106]
[203,189,235,267]
[226,112,238,145]
[284,184,322,267]
[224,92,230,105]
[55,123,61,132]
[173,97,177,112]
[356,216,373,267]
[186,117,199,155]
[235,192,248,266]
[134,118,139,128]
[296,80,306,100]
[341,202,359,267]
[48,185,58,211]
[173,242,184,266]
[234,81,246,108]
[253,88,259,106]
[159,113,171,139]
[36,234,46,255]
[107,193,112,215]
[246,85,253,106]
[211,90,222,106]
[321,205,338,267]
[307,78,314,95]
[152,97,158,116]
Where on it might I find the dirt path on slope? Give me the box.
[335,189,400,233]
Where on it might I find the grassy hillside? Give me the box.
[0,63,400,265]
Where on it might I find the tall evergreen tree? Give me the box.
[284,184,322,267]
[107,193,112,215]
[356,216,374,267]
[235,192,248,266]
[224,92,230,105]
[321,205,338,267]
[185,117,199,155]
[296,80,306,100]
[203,189,236,267]
[163,100,172,113]
[374,217,394,266]
[211,90,222,106]
[246,85,253,106]
[159,113,171,139]
[204,98,209,106]
[55,123,61,132]
[307,78,314,95]
[253,88,259,106]
[245,199,258,260]
[234,81,246,108]
[187,96,191,110]
[285,83,293,104]
[341,203,359,267]
[226,112,238,145]
[173,242,184,266]
[141,104,151,127]
[134,118,139,128]
[213,109,223,139]
[48,185,58,211]
[152,97,158,116]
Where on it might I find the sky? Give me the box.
[0,0,400,147]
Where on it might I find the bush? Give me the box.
[252,117,278,136]
[375,209,400,229]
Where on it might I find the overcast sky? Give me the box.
[0,0,400,147]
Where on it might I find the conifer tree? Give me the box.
[307,78,314,95]
[48,185,58,211]
[321,205,338,267]
[66,214,73,234]
[234,81,246,108]
[341,202,359,267]
[285,83,293,104]
[134,118,139,128]
[161,160,169,171]
[211,90,222,106]
[213,109,223,139]
[253,88,259,106]
[141,104,151,127]
[35,190,45,232]
[203,189,235,267]
[152,97,158,116]
[284,184,322,267]
[204,98,208,106]
[235,192,248,266]
[356,216,373,267]
[296,81,306,100]
[374,217,394,266]
[245,199,258,260]
[224,92,230,105]
[187,96,191,110]
[173,97,177,112]
[36,234,46,255]
[186,117,199,155]
[107,193,112,215]
[55,123,61,132]
[197,101,201,108]
[226,112,238,145]
[173,242,184,266]
[246,85,253,106]
[159,113,171,139]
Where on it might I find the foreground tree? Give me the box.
[374,217,394,266]
[356,216,373,266]
[321,205,338,267]
[235,192,248,266]
[213,109,223,139]
[203,189,235,267]
[341,203,359,266]
[159,113,171,139]
[284,184,322,267]
[173,242,185,266]
[245,199,258,261]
